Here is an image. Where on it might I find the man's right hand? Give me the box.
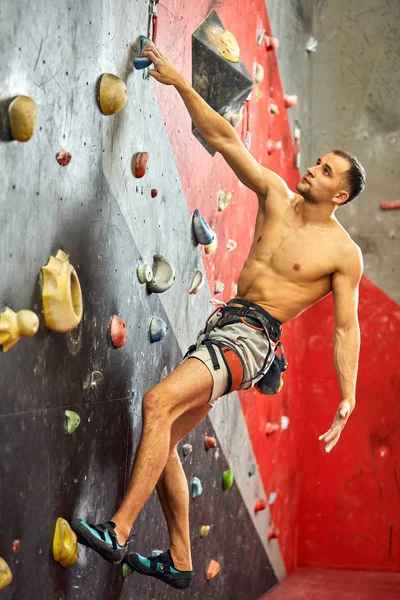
[141,44,186,88]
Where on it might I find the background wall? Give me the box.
[0,0,300,598]
[268,0,400,572]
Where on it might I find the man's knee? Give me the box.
[142,388,171,421]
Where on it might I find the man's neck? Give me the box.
[295,194,337,227]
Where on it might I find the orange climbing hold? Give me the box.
[254,499,267,513]
[134,152,149,178]
[206,559,220,580]
[110,316,127,348]
[204,435,217,450]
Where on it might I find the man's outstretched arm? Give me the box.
[141,44,288,199]
[319,246,363,453]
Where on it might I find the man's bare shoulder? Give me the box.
[334,222,364,276]
[258,167,295,204]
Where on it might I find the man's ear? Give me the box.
[333,190,349,206]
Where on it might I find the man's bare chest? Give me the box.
[250,222,337,283]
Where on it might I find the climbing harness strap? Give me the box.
[184,298,286,396]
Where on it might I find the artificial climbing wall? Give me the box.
[0,0,302,598]
[268,0,400,572]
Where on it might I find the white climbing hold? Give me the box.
[147,254,175,293]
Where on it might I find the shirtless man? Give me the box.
[71,43,365,590]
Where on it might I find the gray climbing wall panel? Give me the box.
[0,1,280,598]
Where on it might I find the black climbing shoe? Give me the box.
[123,549,192,590]
[70,519,127,564]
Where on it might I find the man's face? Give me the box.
[296,153,350,205]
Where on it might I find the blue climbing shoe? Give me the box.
[70,519,127,564]
[123,549,192,589]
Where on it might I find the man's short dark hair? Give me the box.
[332,149,366,205]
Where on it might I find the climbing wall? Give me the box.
[0,0,300,598]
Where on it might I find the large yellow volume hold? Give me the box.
[8,95,37,142]
[42,250,83,332]
[207,27,240,63]
[0,557,12,591]
[99,74,128,116]
[0,307,39,352]
[53,518,78,568]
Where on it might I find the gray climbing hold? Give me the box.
[137,263,153,284]
[182,443,193,456]
[147,254,175,294]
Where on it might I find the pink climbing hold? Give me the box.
[12,539,21,553]
[267,139,282,155]
[265,36,279,51]
[265,422,280,436]
[204,435,217,450]
[56,150,72,166]
[151,189,158,198]
[268,525,280,541]
[284,94,298,109]
[110,316,127,348]
[254,499,267,513]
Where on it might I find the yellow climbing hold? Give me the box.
[208,27,240,63]
[53,517,79,568]
[200,525,211,537]
[0,557,12,591]
[99,73,128,116]
[42,250,83,332]
[8,95,37,142]
[0,307,39,352]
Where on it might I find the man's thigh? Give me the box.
[149,358,213,421]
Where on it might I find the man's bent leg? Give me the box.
[111,358,213,545]
[156,403,212,571]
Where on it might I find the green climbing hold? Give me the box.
[122,563,133,577]
[222,469,234,490]
[65,410,81,434]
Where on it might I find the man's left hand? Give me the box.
[318,400,352,453]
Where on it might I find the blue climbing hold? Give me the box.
[192,209,215,246]
[134,35,153,70]
[191,476,203,499]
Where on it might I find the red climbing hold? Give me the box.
[284,94,298,109]
[380,201,400,210]
[151,189,158,198]
[110,316,127,348]
[268,525,280,541]
[204,435,217,450]
[56,150,72,166]
[265,422,280,436]
[134,152,149,178]
[267,139,282,155]
[254,499,267,513]
[265,36,279,51]
[12,540,21,554]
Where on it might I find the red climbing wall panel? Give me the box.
[155,0,301,572]
[296,278,400,571]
